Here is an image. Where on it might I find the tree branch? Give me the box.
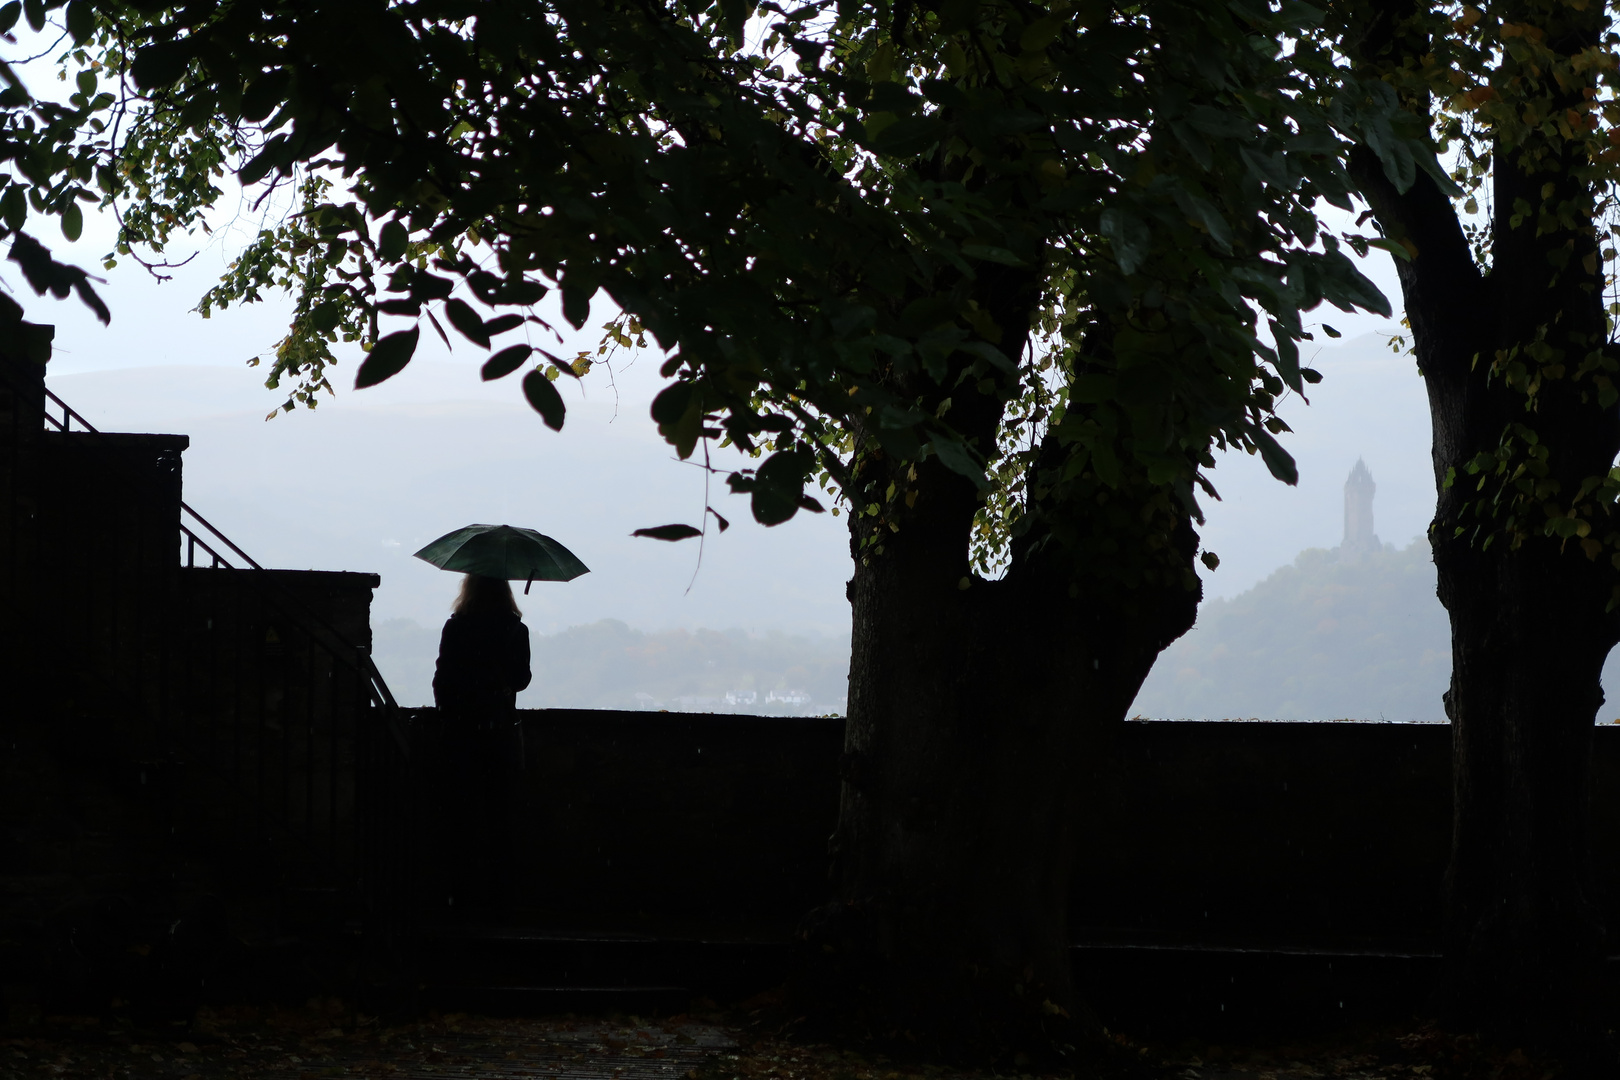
[1348,146,1486,378]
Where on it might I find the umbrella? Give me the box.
[414,524,590,593]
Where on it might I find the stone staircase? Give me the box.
[0,341,406,1025]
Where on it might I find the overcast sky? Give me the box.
[13,170,1428,653]
[3,9,1445,656]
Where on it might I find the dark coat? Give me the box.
[432,610,532,714]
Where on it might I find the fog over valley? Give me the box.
[36,234,1620,718]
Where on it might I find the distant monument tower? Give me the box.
[1340,458,1381,560]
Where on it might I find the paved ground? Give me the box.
[2,1008,739,1080]
[0,1005,1577,1080]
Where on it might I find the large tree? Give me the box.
[7,0,1427,1057]
[1343,0,1620,1047]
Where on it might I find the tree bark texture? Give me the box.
[806,495,1197,1059]
[1350,0,1620,1033]
[798,268,1201,1060]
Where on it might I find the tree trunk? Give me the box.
[1437,530,1613,1040]
[1350,21,1620,1030]
[801,449,1199,1060]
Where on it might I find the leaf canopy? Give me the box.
[4,0,1439,584]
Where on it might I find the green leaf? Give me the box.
[871,114,944,155]
[0,3,21,35]
[408,272,454,302]
[1238,145,1291,190]
[65,0,93,44]
[1317,251,1392,316]
[1253,428,1298,485]
[377,219,408,261]
[929,437,988,488]
[0,183,25,231]
[241,68,292,124]
[961,244,1027,267]
[425,308,451,350]
[1360,115,1417,195]
[750,449,813,526]
[484,313,523,336]
[1365,237,1413,262]
[444,297,490,347]
[631,523,703,541]
[1099,208,1151,276]
[522,368,566,430]
[131,39,194,91]
[1187,106,1253,140]
[310,301,342,332]
[1272,323,1302,392]
[1020,16,1062,51]
[956,340,1016,374]
[651,381,694,423]
[355,326,420,389]
[238,136,288,185]
[651,381,701,456]
[60,201,82,242]
[1170,120,1213,169]
[1176,190,1233,252]
[718,0,747,42]
[542,349,583,377]
[561,278,592,329]
[1069,374,1116,403]
[481,343,531,380]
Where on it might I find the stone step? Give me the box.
[393,924,1455,1030]
[399,925,789,1002]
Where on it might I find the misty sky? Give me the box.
[32,197,1420,600]
[14,181,1462,721]
[3,17,1464,715]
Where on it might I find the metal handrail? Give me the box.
[37,382,397,708]
[41,384,266,571]
[19,368,417,931]
[40,385,98,434]
[180,503,263,570]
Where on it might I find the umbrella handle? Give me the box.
[524,577,533,594]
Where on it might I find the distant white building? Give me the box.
[725,689,758,706]
[766,688,811,706]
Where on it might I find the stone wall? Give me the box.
[1074,721,1451,948]
[167,568,384,894]
[29,431,188,735]
[413,713,1620,951]
[405,709,841,935]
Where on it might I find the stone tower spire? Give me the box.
[1341,458,1380,559]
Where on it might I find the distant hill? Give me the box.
[376,617,849,715]
[1132,540,1452,721]
[1131,539,1620,722]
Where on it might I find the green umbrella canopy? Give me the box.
[413,524,589,586]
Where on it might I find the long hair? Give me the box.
[453,573,521,617]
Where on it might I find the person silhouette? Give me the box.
[432,573,532,918]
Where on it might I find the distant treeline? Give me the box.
[374,617,850,714]
[381,545,1620,721]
